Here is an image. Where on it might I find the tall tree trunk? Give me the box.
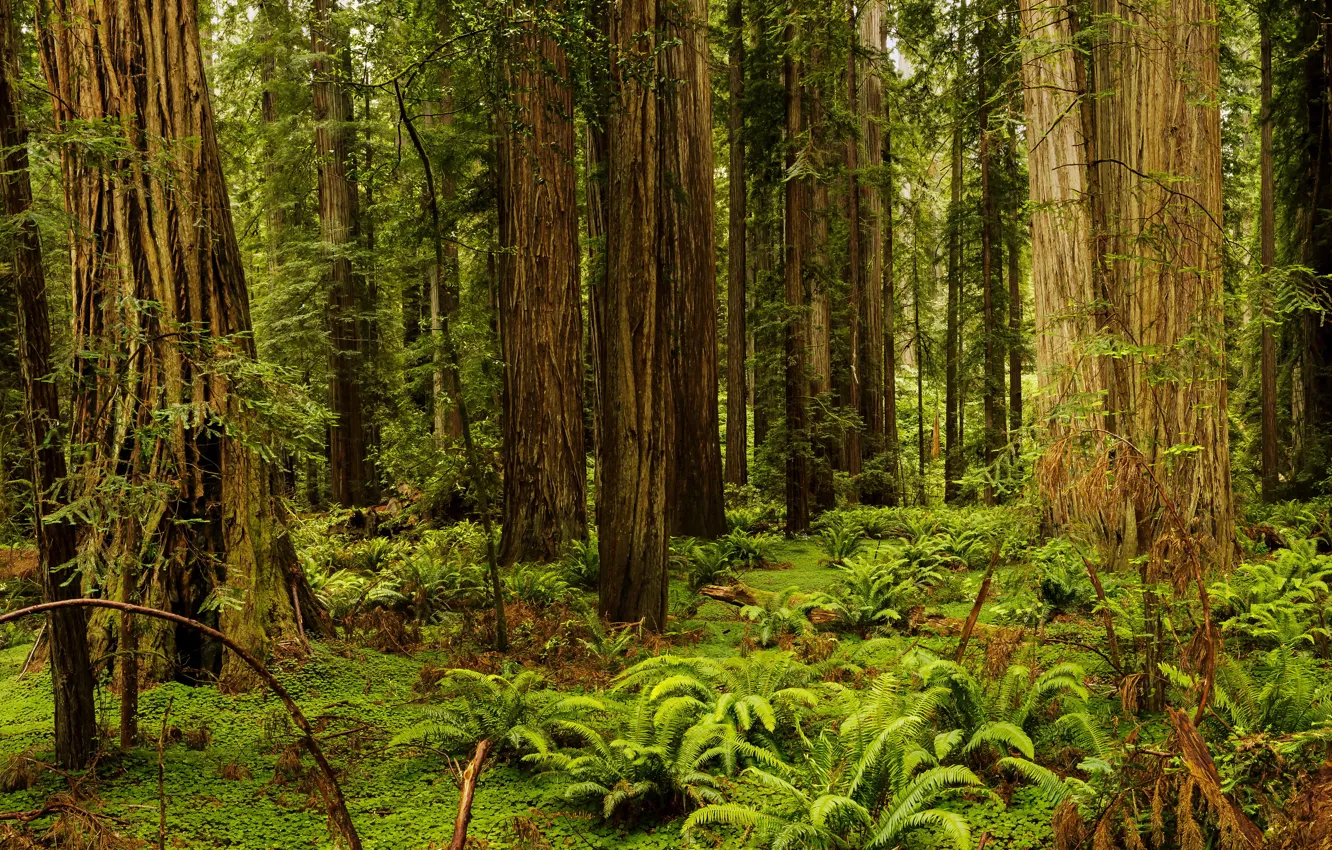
[726,0,748,489]
[37,0,318,691]
[784,27,811,534]
[313,0,374,508]
[913,209,926,505]
[600,0,671,629]
[809,85,835,515]
[497,13,588,566]
[1006,129,1023,441]
[1089,0,1234,567]
[882,86,900,506]
[1020,0,1098,523]
[859,1,886,497]
[432,55,464,443]
[845,29,863,485]
[663,0,726,539]
[944,50,963,505]
[3,0,96,767]
[1260,16,1277,502]
[259,0,285,280]
[585,0,610,530]
[979,26,1003,506]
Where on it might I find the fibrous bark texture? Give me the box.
[725,0,748,489]
[663,0,726,539]
[599,0,671,629]
[3,0,95,766]
[497,15,588,565]
[38,0,316,689]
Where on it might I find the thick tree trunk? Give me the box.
[37,0,316,690]
[585,0,610,530]
[1089,0,1233,566]
[784,29,811,535]
[726,0,748,489]
[2,0,96,767]
[1260,18,1277,502]
[600,0,671,630]
[497,17,588,565]
[663,0,726,540]
[433,59,464,444]
[1019,0,1099,522]
[313,0,374,508]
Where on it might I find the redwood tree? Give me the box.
[599,0,671,629]
[663,0,726,539]
[726,0,748,489]
[313,0,375,507]
[37,0,319,690]
[497,13,588,565]
[4,0,95,767]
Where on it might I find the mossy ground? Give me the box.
[0,538,1109,849]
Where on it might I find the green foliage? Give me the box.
[559,533,600,590]
[822,556,923,630]
[506,563,576,607]
[718,529,776,570]
[740,588,822,647]
[1210,538,1332,650]
[528,690,773,823]
[394,668,600,760]
[815,515,867,564]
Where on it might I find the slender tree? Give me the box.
[944,23,964,504]
[37,0,320,690]
[784,25,812,534]
[4,0,95,767]
[726,0,748,488]
[1006,128,1022,441]
[496,10,588,565]
[1259,11,1277,502]
[313,0,375,507]
[664,0,727,539]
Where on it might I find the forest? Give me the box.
[0,0,1331,846]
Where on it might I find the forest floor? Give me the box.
[0,526,1141,849]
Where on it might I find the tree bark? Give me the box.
[858,1,886,492]
[313,0,375,508]
[845,29,864,484]
[599,0,671,630]
[663,0,726,539]
[1260,16,1277,502]
[784,27,811,534]
[979,21,1003,506]
[2,0,96,767]
[1089,0,1234,566]
[944,45,964,505]
[726,0,748,489]
[496,15,588,565]
[37,0,316,690]
[882,86,900,506]
[1006,129,1023,441]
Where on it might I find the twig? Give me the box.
[448,739,490,850]
[157,695,173,850]
[18,622,44,678]
[955,548,1000,663]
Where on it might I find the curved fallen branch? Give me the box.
[0,599,361,850]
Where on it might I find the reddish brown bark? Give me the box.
[726,0,748,489]
[497,16,588,564]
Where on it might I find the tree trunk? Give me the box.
[1260,16,1277,502]
[845,32,864,485]
[1006,129,1023,441]
[313,0,374,508]
[599,0,671,630]
[432,56,464,444]
[726,0,748,489]
[37,0,316,690]
[3,0,96,767]
[979,25,1003,506]
[496,16,588,565]
[883,90,899,506]
[1089,0,1234,566]
[585,0,610,533]
[784,27,811,535]
[859,1,886,494]
[944,51,963,505]
[663,0,726,540]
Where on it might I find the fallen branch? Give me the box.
[0,599,362,850]
[698,584,838,625]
